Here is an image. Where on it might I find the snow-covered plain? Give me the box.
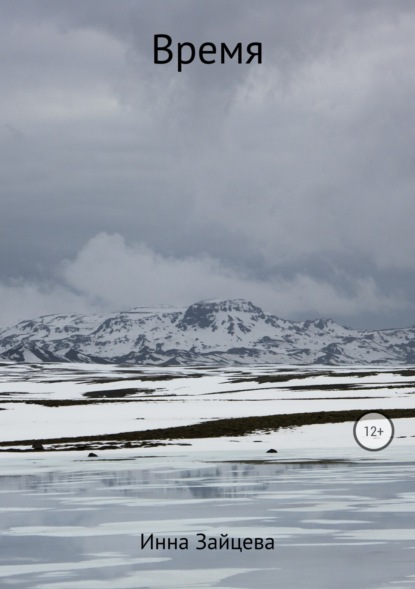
[1,362,415,589]
[0,362,414,453]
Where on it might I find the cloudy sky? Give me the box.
[1,0,415,330]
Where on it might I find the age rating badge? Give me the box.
[353,412,394,451]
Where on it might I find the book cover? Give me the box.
[1,2,415,588]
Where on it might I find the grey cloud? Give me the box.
[1,1,415,329]
[0,232,407,330]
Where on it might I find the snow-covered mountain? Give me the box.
[1,298,415,366]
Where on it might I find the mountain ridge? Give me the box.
[1,298,414,366]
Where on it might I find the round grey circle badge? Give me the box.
[353,412,394,451]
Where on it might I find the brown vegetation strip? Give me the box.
[0,399,146,407]
[1,408,415,449]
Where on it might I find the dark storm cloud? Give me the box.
[1,1,415,329]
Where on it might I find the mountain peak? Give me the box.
[175,299,264,331]
[193,299,263,313]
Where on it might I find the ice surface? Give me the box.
[1,448,415,589]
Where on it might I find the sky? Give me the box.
[1,0,415,330]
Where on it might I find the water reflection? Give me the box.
[1,458,415,589]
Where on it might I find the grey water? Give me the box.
[1,453,415,589]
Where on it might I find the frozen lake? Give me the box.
[1,448,415,589]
